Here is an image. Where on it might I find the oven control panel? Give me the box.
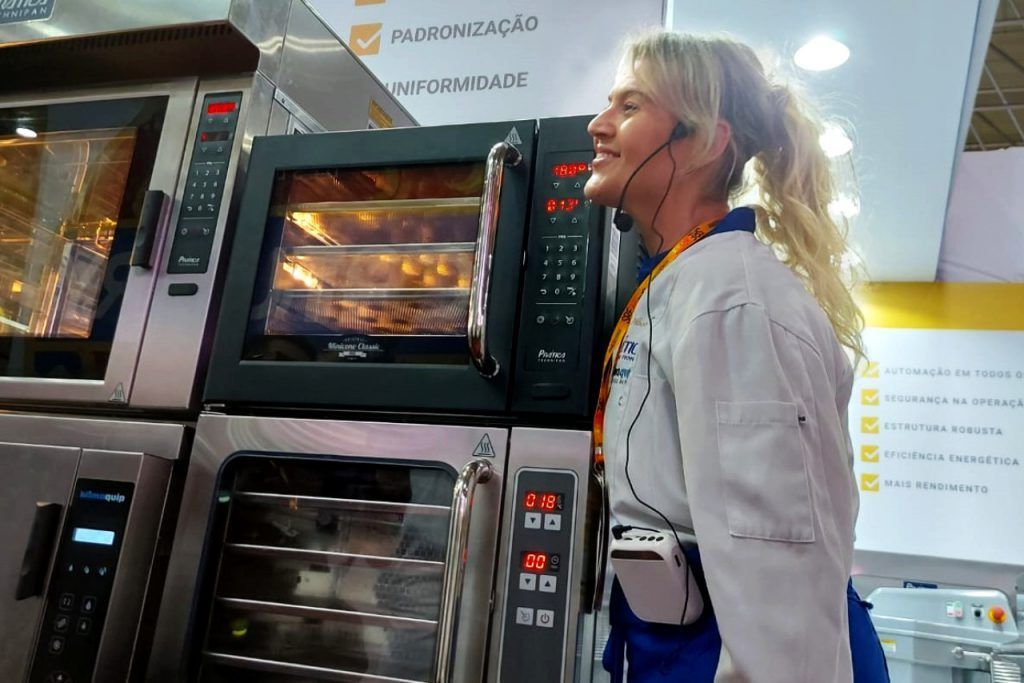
[522,154,593,373]
[29,479,134,683]
[499,468,578,682]
[167,92,242,274]
[512,115,608,418]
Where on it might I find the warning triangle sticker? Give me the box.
[109,382,127,403]
[505,126,523,146]
[472,433,496,458]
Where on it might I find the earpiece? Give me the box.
[670,122,689,140]
[613,121,690,232]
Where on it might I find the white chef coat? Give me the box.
[603,223,859,682]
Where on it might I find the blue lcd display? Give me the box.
[72,527,115,546]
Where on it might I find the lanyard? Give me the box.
[592,215,725,469]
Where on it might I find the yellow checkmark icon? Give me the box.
[860,473,880,493]
[355,0,386,4]
[860,361,879,379]
[861,445,880,462]
[861,389,880,406]
[861,417,879,434]
[350,23,383,56]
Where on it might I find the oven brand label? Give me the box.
[0,0,56,25]
[177,255,201,266]
[536,348,567,363]
[327,335,386,361]
[80,490,127,504]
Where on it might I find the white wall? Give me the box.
[939,149,1024,282]
[310,0,665,126]
[665,0,986,281]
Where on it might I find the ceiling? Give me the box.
[968,0,1024,149]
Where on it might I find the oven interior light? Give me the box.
[794,36,850,72]
[15,126,37,139]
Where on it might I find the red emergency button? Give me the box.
[988,606,1007,624]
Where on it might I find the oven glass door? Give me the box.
[205,121,535,413]
[0,98,165,381]
[197,455,455,682]
[244,163,484,366]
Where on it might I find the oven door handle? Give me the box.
[130,189,168,269]
[434,458,494,683]
[468,141,523,378]
[15,502,63,600]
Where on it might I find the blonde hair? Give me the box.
[625,31,865,362]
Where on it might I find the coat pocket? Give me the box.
[715,400,815,542]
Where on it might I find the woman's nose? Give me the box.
[588,108,614,139]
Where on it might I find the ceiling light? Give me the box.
[829,194,860,219]
[15,126,37,139]
[794,36,850,72]
[820,124,853,158]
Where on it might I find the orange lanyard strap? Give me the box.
[592,216,724,469]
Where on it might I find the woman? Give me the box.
[585,31,889,682]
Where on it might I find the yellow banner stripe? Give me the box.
[855,283,1024,331]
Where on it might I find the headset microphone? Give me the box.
[612,122,689,233]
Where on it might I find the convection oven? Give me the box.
[203,116,636,419]
[0,0,413,412]
[0,2,412,681]
[149,414,598,683]
[152,115,638,681]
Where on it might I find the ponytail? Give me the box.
[751,85,866,363]
[626,31,866,363]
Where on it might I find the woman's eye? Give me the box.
[623,102,639,113]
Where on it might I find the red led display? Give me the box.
[545,198,581,214]
[522,552,549,571]
[551,162,589,178]
[207,101,237,115]
[523,491,562,511]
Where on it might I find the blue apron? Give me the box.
[602,547,890,682]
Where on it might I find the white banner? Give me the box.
[310,0,665,125]
[850,328,1024,565]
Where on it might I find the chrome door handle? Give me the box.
[468,141,522,378]
[589,469,609,613]
[434,458,494,683]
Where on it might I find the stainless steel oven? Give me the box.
[0,412,186,683]
[203,116,637,420]
[149,413,599,682]
[0,0,413,412]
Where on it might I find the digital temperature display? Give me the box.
[545,198,581,214]
[523,491,563,511]
[551,162,589,178]
[207,101,237,115]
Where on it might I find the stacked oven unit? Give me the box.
[149,118,639,681]
[0,2,412,681]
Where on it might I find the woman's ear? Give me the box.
[708,119,732,161]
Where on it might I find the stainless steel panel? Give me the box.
[0,410,185,457]
[0,80,198,406]
[78,447,178,681]
[227,0,291,78]
[278,0,416,131]
[273,88,326,134]
[0,412,185,682]
[489,427,594,683]
[854,549,1024,619]
[0,0,234,46]
[131,73,270,410]
[0,442,80,681]
[267,98,292,136]
[150,413,507,682]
